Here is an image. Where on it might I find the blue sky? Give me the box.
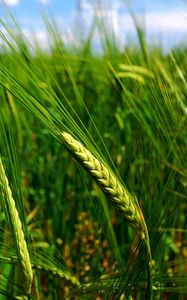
[0,0,187,51]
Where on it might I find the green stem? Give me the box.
[144,226,153,300]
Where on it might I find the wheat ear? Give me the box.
[0,254,80,287]
[60,132,153,297]
[59,132,147,236]
[0,158,33,294]
[33,263,80,286]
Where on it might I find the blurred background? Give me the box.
[0,0,187,52]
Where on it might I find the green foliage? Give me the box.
[0,7,186,300]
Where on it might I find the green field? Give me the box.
[0,11,186,300]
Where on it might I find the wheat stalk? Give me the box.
[0,158,33,294]
[4,86,23,149]
[59,132,147,237]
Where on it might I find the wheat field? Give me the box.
[0,5,186,300]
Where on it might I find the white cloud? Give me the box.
[76,1,187,51]
[0,26,49,51]
[1,0,20,6]
[21,28,49,50]
[80,1,187,33]
[37,0,51,4]
[145,11,187,32]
